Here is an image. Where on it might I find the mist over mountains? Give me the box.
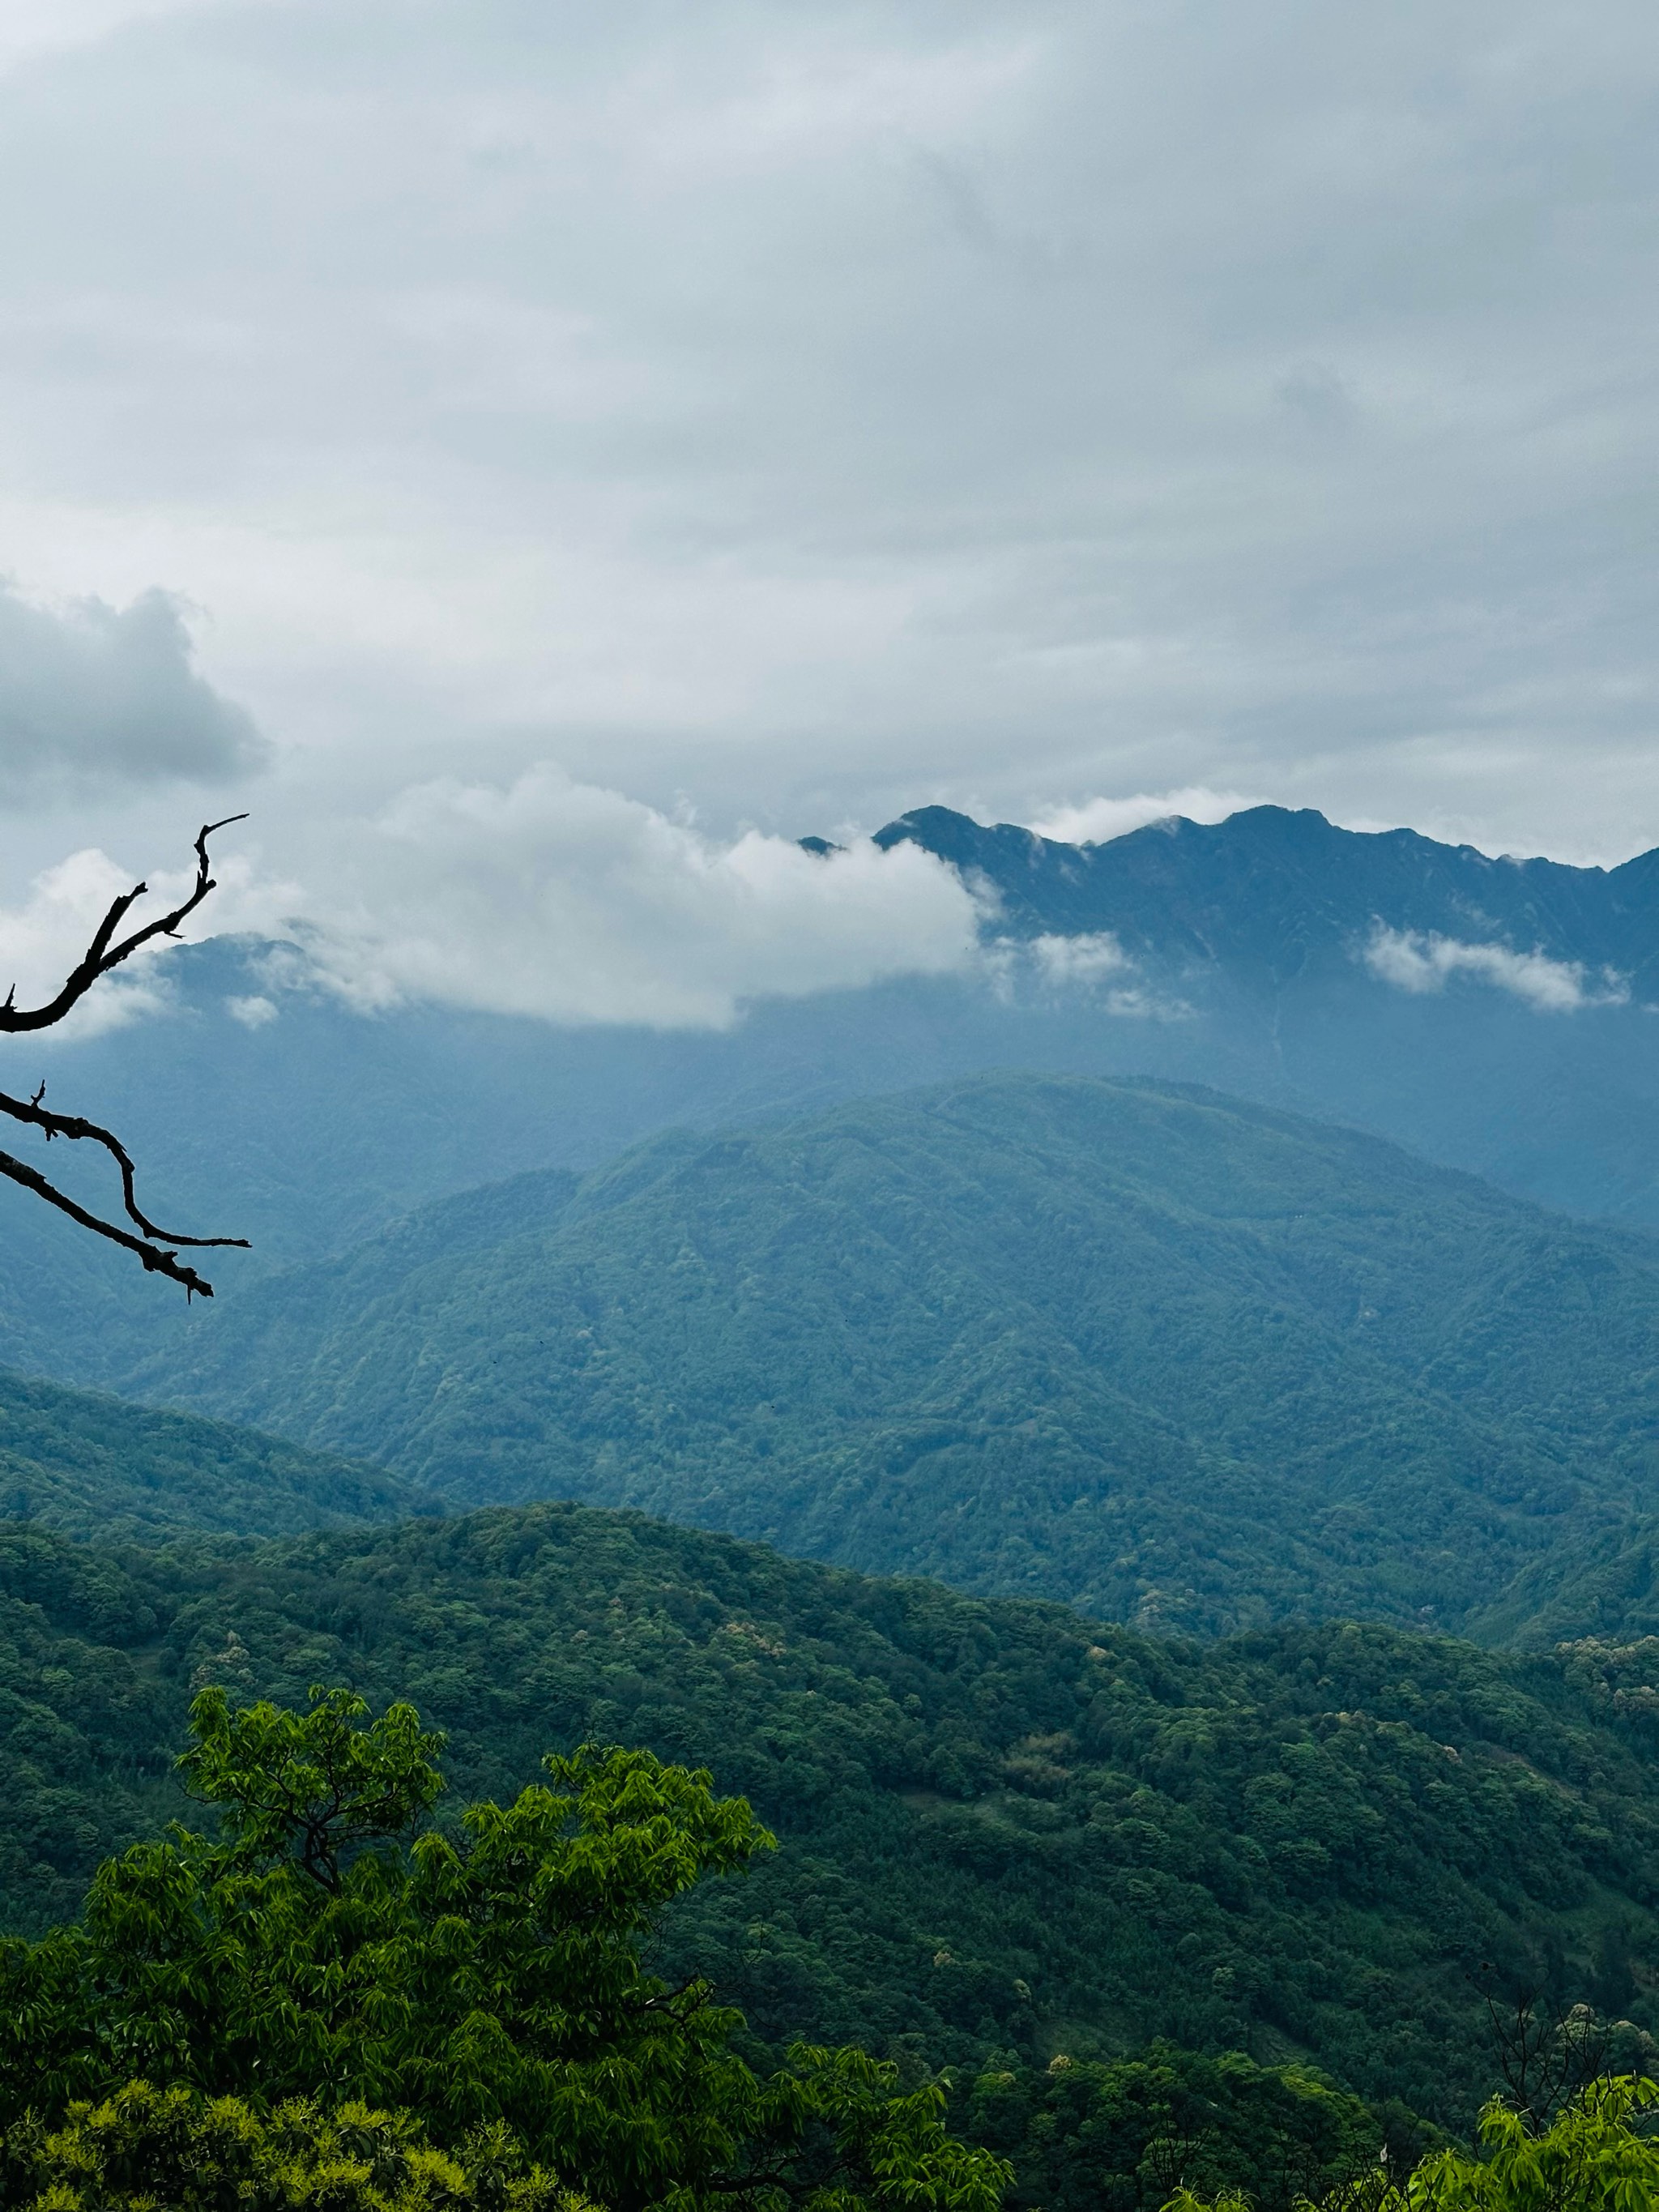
[6,801,1659,1338]
[6,800,1659,1646]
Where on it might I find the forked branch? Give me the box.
[0,818,251,1297]
[0,813,246,1034]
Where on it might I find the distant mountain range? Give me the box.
[876,802,1659,985]
[3,806,1657,1361]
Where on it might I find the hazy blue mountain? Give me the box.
[7,802,1659,1389]
[0,1364,426,1543]
[876,802,1659,981]
[124,1072,1659,1638]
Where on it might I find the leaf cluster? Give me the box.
[0,2080,583,2212]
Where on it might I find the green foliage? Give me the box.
[1411,2075,1659,2209]
[0,1366,422,1544]
[0,1687,1009,2212]
[2,1507,1658,2136]
[1170,2074,1659,2210]
[136,1074,1659,1639]
[180,1684,448,1885]
[0,2081,582,2211]
[966,2043,1402,2212]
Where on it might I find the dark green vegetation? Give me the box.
[0,1364,424,1544]
[966,2046,1403,2212]
[132,1074,1659,1639]
[1175,2075,1659,2212]
[1,1686,1007,2212]
[4,1501,1658,2146]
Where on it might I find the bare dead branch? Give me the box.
[0,813,247,1036]
[0,1147,215,1297]
[0,817,251,1296]
[0,1084,249,1253]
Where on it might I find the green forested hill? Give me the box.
[5,1499,1658,2138]
[136,1074,1659,1637]
[0,1364,426,1543]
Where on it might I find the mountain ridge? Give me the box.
[9,800,1659,1401]
[874,803,1659,984]
[0,1362,431,1544]
[125,1070,1659,1642]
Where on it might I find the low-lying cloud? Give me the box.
[1362,925,1630,1014]
[1026,791,1259,847]
[980,929,1185,1019]
[287,767,982,1029]
[0,583,267,805]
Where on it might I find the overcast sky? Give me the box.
[1,0,1656,1019]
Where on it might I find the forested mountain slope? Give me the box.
[3,1501,1657,2137]
[0,1365,424,1543]
[134,1074,1659,1637]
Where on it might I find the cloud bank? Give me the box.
[1362,925,1630,1014]
[0,584,267,804]
[287,767,981,1029]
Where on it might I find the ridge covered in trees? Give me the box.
[2,1501,1657,2154]
[126,1074,1659,1643]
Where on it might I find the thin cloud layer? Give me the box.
[0,584,267,804]
[287,767,981,1029]
[1362,925,1630,1014]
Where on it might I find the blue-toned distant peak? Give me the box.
[868,802,1659,992]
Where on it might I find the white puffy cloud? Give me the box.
[0,825,296,1041]
[1028,932,1130,986]
[978,929,1185,1019]
[1361,925,1630,1014]
[0,583,267,803]
[1026,791,1260,847]
[284,766,981,1028]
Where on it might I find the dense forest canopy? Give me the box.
[3,1501,1657,2149]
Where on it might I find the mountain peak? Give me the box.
[865,801,1657,981]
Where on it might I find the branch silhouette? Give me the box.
[0,817,251,1297]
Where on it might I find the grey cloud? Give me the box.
[0,583,267,802]
[0,6,1656,857]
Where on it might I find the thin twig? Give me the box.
[0,1086,248,1252]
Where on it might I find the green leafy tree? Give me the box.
[0,1687,1008,2212]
